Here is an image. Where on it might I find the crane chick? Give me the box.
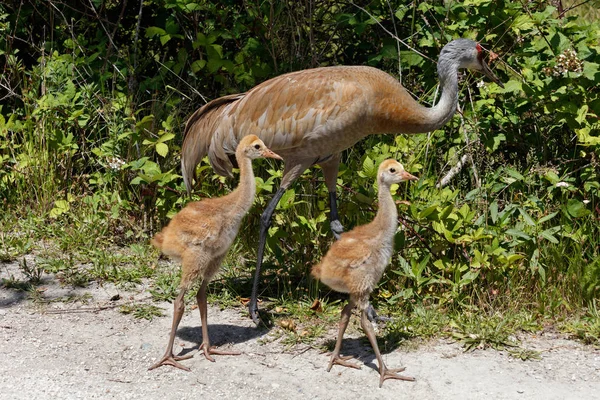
[312,159,418,387]
[149,135,282,371]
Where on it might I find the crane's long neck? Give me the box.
[373,56,461,134]
[372,181,398,239]
[228,152,256,216]
[424,57,460,131]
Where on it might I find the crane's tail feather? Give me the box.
[181,93,246,196]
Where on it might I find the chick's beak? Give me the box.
[401,171,418,181]
[262,149,283,160]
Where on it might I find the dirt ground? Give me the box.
[1,260,600,400]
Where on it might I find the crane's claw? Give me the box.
[148,353,193,371]
[327,354,361,372]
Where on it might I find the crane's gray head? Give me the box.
[378,159,418,186]
[237,135,283,160]
[440,39,503,87]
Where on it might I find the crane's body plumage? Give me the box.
[182,66,440,189]
[180,39,502,323]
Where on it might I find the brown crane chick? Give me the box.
[311,159,418,387]
[149,135,282,371]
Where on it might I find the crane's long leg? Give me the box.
[320,155,344,240]
[359,310,415,387]
[248,186,287,324]
[327,300,361,371]
[149,289,193,371]
[197,280,241,361]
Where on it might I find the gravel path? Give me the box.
[1,265,600,399]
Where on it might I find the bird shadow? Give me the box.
[175,323,266,356]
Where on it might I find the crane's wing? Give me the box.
[223,67,367,153]
[181,93,245,195]
[181,66,381,193]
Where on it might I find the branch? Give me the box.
[436,153,470,189]
[350,2,435,63]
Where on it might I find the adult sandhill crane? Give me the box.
[149,135,282,371]
[311,159,418,387]
[181,39,502,323]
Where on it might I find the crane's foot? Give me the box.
[327,354,361,372]
[378,365,415,387]
[248,300,261,325]
[330,220,344,240]
[200,343,241,363]
[366,304,392,323]
[148,353,193,371]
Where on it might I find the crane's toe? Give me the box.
[327,354,361,372]
[378,365,415,387]
[200,343,241,362]
[330,220,344,240]
[248,301,261,325]
[148,353,193,371]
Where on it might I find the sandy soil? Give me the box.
[1,260,600,400]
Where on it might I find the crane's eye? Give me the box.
[254,144,261,150]
[390,168,396,173]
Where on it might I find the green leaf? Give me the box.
[511,14,534,32]
[50,200,70,218]
[279,188,296,210]
[518,208,536,226]
[538,212,558,224]
[582,62,599,81]
[539,228,559,244]
[419,204,439,219]
[506,229,531,241]
[157,133,175,143]
[566,199,590,218]
[155,142,168,158]
[159,34,171,46]
[146,27,166,37]
[362,156,376,178]
[489,200,498,223]
[191,59,206,73]
[500,79,523,93]
[506,168,524,181]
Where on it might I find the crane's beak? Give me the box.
[401,171,418,182]
[481,58,504,88]
[262,149,283,160]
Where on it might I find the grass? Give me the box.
[119,303,164,320]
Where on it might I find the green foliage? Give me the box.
[1,0,599,342]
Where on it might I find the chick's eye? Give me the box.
[254,144,261,150]
[390,168,396,173]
